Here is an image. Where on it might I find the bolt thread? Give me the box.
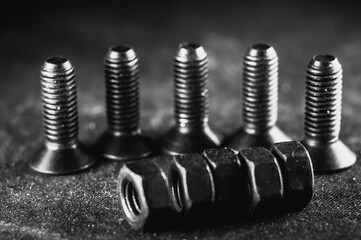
[40,56,79,145]
[242,43,279,131]
[305,54,342,143]
[104,45,140,134]
[174,43,209,128]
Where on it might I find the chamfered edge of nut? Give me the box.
[117,159,178,231]
[169,153,215,216]
[238,147,284,215]
[270,140,315,211]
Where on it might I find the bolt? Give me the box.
[30,56,96,174]
[301,54,356,172]
[224,43,290,150]
[161,43,220,154]
[96,45,156,161]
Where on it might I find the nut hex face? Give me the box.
[96,130,156,161]
[301,139,356,173]
[238,147,283,215]
[270,141,314,211]
[223,125,290,151]
[31,142,96,175]
[161,125,220,155]
[169,153,215,221]
[202,147,246,216]
[118,158,177,231]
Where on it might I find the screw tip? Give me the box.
[176,42,207,62]
[108,44,136,61]
[247,43,277,58]
[43,56,72,71]
[310,54,341,70]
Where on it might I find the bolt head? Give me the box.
[301,139,356,172]
[223,125,290,151]
[96,130,157,161]
[30,141,96,175]
[161,125,220,155]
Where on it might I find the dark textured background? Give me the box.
[1,1,361,239]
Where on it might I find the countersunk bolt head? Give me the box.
[223,43,290,150]
[30,56,96,174]
[96,45,157,161]
[161,43,220,155]
[301,54,356,172]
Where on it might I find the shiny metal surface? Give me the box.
[30,57,96,174]
[161,43,220,154]
[301,55,356,172]
[96,45,157,161]
[223,43,290,150]
[238,146,284,216]
[270,141,314,211]
[118,158,178,231]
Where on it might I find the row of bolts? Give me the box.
[30,43,356,175]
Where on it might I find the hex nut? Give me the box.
[118,158,177,231]
[202,147,247,216]
[238,147,283,215]
[169,153,215,221]
[270,141,314,211]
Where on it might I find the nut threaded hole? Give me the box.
[171,171,185,211]
[123,180,141,217]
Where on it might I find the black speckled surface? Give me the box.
[1,1,361,239]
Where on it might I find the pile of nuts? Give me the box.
[119,141,314,231]
[30,42,356,231]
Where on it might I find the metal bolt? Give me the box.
[301,54,356,172]
[30,56,96,174]
[224,43,290,150]
[96,45,156,161]
[161,43,220,154]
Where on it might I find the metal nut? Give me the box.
[118,158,177,231]
[202,147,246,216]
[270,141,314,211]
[238,147,283,215]
[169,153,215,220]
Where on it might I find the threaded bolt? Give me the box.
[105,45,140,134]
[243,43,278,131]
[96,45,156,161]
[30,56,96,174]
[301,54,356,172]
[41,56,78,145]
[161,43,220,154]
[224,43,290,150]
[174,43,209,128]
